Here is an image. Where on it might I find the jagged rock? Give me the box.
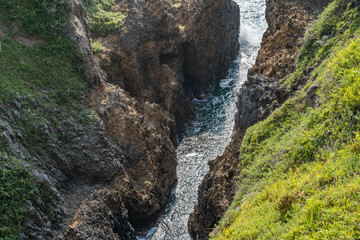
[63,189,136,240]
[236,74,289,128]
[0,0,240,239]
[188,74,288,240]
[249,0,330,79]
[65,0,239,236]
[33,171,52,187]
[188,1,332,239]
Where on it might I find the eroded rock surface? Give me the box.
[10,0,240,239]
[95,0,240,130]
[188,0,331,239]
[249,0,331,79]
[188,75,288,240]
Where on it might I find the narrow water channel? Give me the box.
[137,0,267,239]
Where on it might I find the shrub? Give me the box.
[91,40,104,53]
[85,0,126,36]
[274,194,296,215]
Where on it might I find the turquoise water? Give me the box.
[137,0,267,239]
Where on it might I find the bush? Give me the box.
[85,0,126,36]
[91,40,105,53]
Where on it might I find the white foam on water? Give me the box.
[136,0,268,239]
[240,24,263,46]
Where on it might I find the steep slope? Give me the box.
[0,0,239,239]
[210,0,360,238]
[188,0,324,238]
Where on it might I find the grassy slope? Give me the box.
[0,1,88,239]
[85,0,126,36]
[212,0,360,239]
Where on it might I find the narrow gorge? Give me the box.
[1,0,360,239]
[189,0,333,238]
[1,0,240,239]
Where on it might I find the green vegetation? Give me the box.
[0,37,85,105]
[213,0,360,239]
[0,0,70,39]
[286,0,360,88]
[0,1,91,239]
[85,0,126,36]
[0,159,36,239]
[91,40,105,53]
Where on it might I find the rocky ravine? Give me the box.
[188,0,331,239]
[9,0,240,239]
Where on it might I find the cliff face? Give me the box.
[248,0,331,79]
[94,0,240,130]
[210,0,360,237]
[188,0,331,239]
[70,0,239,237]
[3,0,239,239]
[188,75,289,240]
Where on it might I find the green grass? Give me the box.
[0,37,85,105]
[0,159,36,240]
[285,0,360,88]
[212,0,360,239]
[0,0,70,39]
[0,1,93,238]
[85,0,126,36]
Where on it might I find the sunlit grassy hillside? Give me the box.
[212,0,360,239]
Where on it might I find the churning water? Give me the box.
[137,0,267,239]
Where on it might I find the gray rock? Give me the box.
[7,110,15,122]
[236,74,289,128]
[1,131,12,143]
[13,99,22,109]
[305,84,319,107]
[13,110,21,121]
[29,206,37,215]
[34,172,53,187]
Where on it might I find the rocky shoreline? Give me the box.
[188,0,331,239]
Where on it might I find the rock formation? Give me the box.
[188,74,289,240]
[188,0,331,239]
[249,0,331,79]
[8,0,240,239]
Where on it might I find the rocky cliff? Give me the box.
[209,0,360,237]
[0,0,239,239]
[67,0,239,238]
[188,0,331,239]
